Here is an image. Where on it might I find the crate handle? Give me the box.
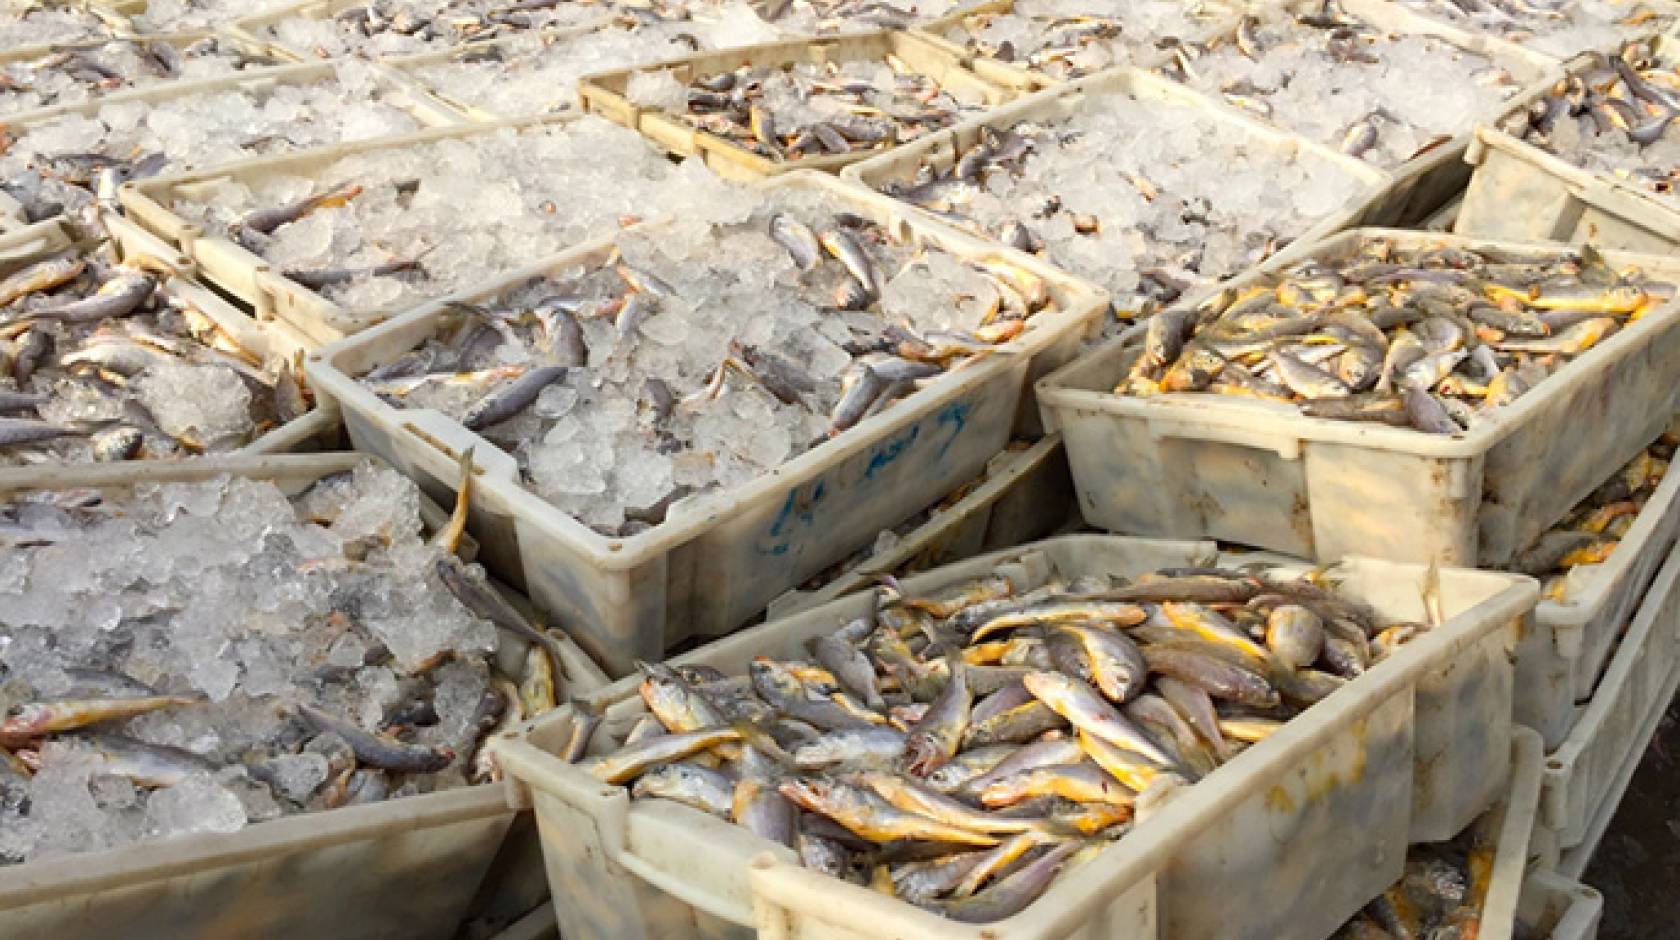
[1146,416,1302,460]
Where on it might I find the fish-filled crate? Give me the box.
[0,4,122,49]
[1542,539,1680,854]
[844,67,1388,335]
[116,112,711,344]
[230,0,614,64]
[380,19,740,124]
[1331,726,1543,940]
[912,0,1204,91]
[3,59,467,245]
[0,31,283,119]
[304,170,1107,675]
[1036,229,1680,568]
[764,433,1075,620]
[1364,0,1677,62]
[1457,32,1680,252]
[0,452,609,940]
[0,231,337,464]
[1510,421,1680,747]
[1162,0,1558,225]
[491,535,1535,940]
[577,31,1017,181]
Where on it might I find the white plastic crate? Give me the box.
[493,535,1536,940]
[1036,229,1680,568]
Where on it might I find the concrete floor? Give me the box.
[1580,699,1680,939]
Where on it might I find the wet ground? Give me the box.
[1581,698,1680,939]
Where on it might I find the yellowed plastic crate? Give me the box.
[1037,229,1680,569]
[0,452,609,940]
[1481,727,1549,940]
[763,433,1074,619]
[2,225,339,457]
[231,0,611,63]
[1519,871,1604,940]
[842,67,1390,314]
[577,30,1015,182]
[1517,440,1680,749]
[1543,541,1680,854]
[115,111,586,346]
[1456,34,1680,252]
[910,0,1076,93]
[304,170,1106,675]
[492,534,1535,940]
[1347,0,1679,63]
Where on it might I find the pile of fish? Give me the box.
[1120,238,1672,434]
[1167,0,1536,169]
[246,0,615,60]
[1394,0,1665,60]
[571,561,1435,923]
[0,246,315,464]
[0,459,564,864]
[1498,37,1680,208]
[403,22,714,118]
[876,90,1368,324]
[640,54,994,162]
[931,0,1231,82]
[169,117,705,326]
[1513,422,1676,599]
[0,35,264,116]
[1331,816,1497,939]
[0,5,113,50]
[1,59,420,233]
[354,185,1057,535]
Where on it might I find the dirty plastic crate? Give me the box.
[909,0,1109,92]
[231,0,610,63]
[1516,441,1680,749]
[304,171,1105,676]
[116,111,581,345]
[1330,0,1560,227]
[1456,34,1680,252]
[1541,540,1680,852]
[764,433,1074,619]
[3,55,466,278]
[1482,727,1548,940]
[377,23,610,123]
[577,31,1015,181]
[841,67,1391,304]
[1036,229,1680,568]
[0,453,609,940]
[1519,871,1603,940]
[2,225,340,456]
[492,534,1534,940]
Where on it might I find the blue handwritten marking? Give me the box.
[935,402,971,459]
[864,425,920,480]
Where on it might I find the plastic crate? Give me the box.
[0,453,609,940]
[1456,34,1680,252]
[116,111,597,345]
[841,67,1390,316]
[1517,443,1680,749]
[764,433,1074,619]
[493,535,1536,940]
[1519,871,1603,940]
[1036,228,1680,568]
[1542,542,1680,852]
[577,30,1015,181]
[305,171,1106,676]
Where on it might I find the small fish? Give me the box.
[1022,671,1172,767]
[297,704,455,773]
[769,213,822,271]
[591,726,741,785]
[461,364,568,430]
[0,693,205,744]
[238,183,363,236]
